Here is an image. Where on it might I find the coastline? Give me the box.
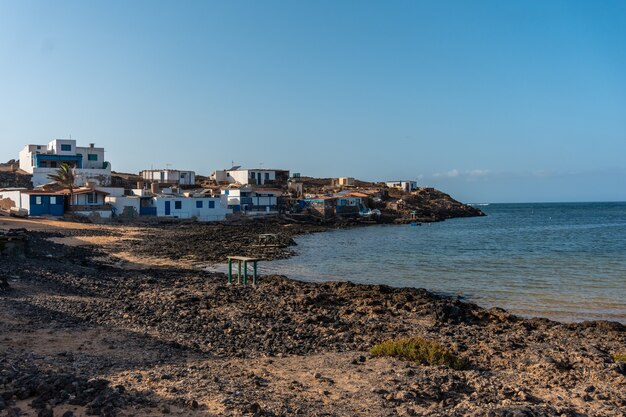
[1,218,625,416]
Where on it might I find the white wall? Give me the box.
[155,197,231,221]
[0,190,25,210]
[76,146,105,169]
[18,146,37,172]
[48,139,76,155]
[105,196,141,215]
[228,169,277,185]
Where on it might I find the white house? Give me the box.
[153,196,231,221]
[105,193,231,222]
[19,139,111,187]
[140,169,195,186]
[211,167,290,186]
[221,186,282,216]
[385,180,418,192]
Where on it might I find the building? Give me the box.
[153,196,230,221]
[19,139,111,187]
[67,188,113,218]
[302,193,366,219]
[332,177,355,187]
[140,169,196,186]
[106,190,231,222]
[0,188,65,217]
[221,186,282,215]
[385,180,418,192]
[211,167,290,186]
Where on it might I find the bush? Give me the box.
[613,353,626,362]
[370,337,465,370]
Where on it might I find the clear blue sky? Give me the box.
[1,0,625,203]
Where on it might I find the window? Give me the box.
[50,197,57,204]
[224,190,229,195]
[209,201,215,209]
[175,201,182,210]
[88,154,98,161]
[196,201,203,208]
[249,172,255,179]
[181,173,186,179]
[265,173,270,181]
[36,146,41,150]
[61,144,71,151]
[35,196,42,205]
[50,161,57,168]
[87,193,96,204]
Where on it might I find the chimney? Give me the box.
[89,143,94,148]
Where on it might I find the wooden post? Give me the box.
[227,258,232,284]
[243,260,248,286]
[253,261,258,286]
[237,260,242,284]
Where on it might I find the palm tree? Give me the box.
[48,163,76,211]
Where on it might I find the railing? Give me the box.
[70,204,112,211]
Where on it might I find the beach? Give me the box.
[1,217,625,416]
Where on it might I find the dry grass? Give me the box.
[370,337,466,370]
[612,353,626,362]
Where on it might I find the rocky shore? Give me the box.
[0,221,625,416]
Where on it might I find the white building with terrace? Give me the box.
[19,139,112,187]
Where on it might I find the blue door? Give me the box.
[165,200,171,215]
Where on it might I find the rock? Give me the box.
[37,408,53,417]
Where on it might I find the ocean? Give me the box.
[258,202,626,323]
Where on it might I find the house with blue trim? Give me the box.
[18,139,112,187]
[0,188,65,217]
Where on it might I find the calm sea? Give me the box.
[257,203,626,323]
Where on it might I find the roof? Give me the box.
[21,190,66,195]
[68,188,110,196]
[385,180,417,183]
[229,168,289,172]
[343,192,369,198]
[0,187,28,192]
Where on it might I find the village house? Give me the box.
[106,188,231,222]
[19,139,111,187]
[140,169,196,186]
[221,185,282,215]
[211,167,290,186]
[68,187,114,218]
[0,188,65,217]
[385,180,418,192]
[302,193,366,219]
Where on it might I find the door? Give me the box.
[165,200,171,215]
[257,172,262,184]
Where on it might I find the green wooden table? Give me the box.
[227,256,262,286]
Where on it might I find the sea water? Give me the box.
[258,202,626,323]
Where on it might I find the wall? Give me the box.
[155,197,230,221]
[75,146,105,169]
[228,170,277,185]
[32,167,112,187]
[106,196,141,216]
[0,190,23,210]
[48,139,76,155]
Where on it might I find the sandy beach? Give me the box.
[1,217,625,416]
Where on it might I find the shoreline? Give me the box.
[1,218,625,416]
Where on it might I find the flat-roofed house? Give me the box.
[19,139,111,187]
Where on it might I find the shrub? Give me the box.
[370,337,465,370]
[613,353,626,362]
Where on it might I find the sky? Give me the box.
[1,0,625,203]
